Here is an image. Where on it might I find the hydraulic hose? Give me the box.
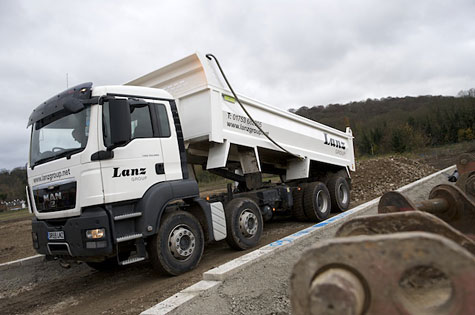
[205,53,303,160]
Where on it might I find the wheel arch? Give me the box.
[135,179,199,237]
[185,198,215,243]
[291,160,350,186]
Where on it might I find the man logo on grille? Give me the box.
[44,192,62,202]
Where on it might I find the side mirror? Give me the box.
[109,99,131,146]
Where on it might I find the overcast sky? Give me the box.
[1,0,474,170]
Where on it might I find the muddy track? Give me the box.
[1,220,311,314]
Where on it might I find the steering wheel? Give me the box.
[52,147,65,152]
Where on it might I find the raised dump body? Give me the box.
[127,52,355,181]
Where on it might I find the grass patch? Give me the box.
[357,140,475,160]
[198,178,230,191]
[411,140,475,156]
[0,208,32,222]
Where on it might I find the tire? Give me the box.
[327,173,351,212]
[86,258,119,272]
[292,184,308,221]
[225,197,263,250]
[303,181,331,221]
[86,251,130,272]
[148,210,204,276]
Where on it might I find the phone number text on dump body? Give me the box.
[225,112,265,136]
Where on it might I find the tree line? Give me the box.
[0,167,27,204]
[290,91,475,156]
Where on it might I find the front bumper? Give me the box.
[31,207,114,258]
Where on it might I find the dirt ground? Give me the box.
[0,155,444,314]
[0,219,34,264]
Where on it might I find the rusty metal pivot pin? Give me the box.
[309,268,365,315]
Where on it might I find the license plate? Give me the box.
[48,231,65,240]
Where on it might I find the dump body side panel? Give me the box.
[126,52,355,174]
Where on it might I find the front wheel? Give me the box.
[225,198,263,250]
[86,258,119,272]
[148,210,204,276]
[86,251,131,272]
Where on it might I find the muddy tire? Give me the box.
[86,258,119,272]
[303,181,331,221]
[327,173,351,212]
[86,250,130,272]
[148,210,204,276]
[225,197,263,250]
[292,184,308,221]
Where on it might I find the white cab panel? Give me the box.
[27,105,104,219]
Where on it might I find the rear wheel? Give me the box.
[327,172,351,212]
[292,184,308,221]
[148,210,204,276]
[225,197,263,250]
[303,181,331,221]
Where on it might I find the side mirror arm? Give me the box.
[91,150,114,161]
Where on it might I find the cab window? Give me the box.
[152,103,171,138]
[102,100,171,147]
[131,105,153,138]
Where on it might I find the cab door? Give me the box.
[99,98,167,204]
[151,101,183,181]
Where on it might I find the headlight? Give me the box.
[86,228,105,239]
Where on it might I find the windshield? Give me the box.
[30,107,91,167]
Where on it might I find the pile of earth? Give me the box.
[350,156,436,204]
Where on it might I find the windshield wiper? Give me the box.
[33,155,58,168]
[60,147,84,159]
[33,148,84,168]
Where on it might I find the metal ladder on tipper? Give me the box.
[109,206,148,266]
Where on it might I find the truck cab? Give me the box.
[27,83,213,273]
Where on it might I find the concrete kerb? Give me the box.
[202,199,380,281]
[141,281,221,315]
[141,292,196,315]
[0,254,44,272]
[141,165,455,315]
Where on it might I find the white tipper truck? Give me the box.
[26,53,355,275]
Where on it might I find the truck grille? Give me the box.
[33,181,77,212]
